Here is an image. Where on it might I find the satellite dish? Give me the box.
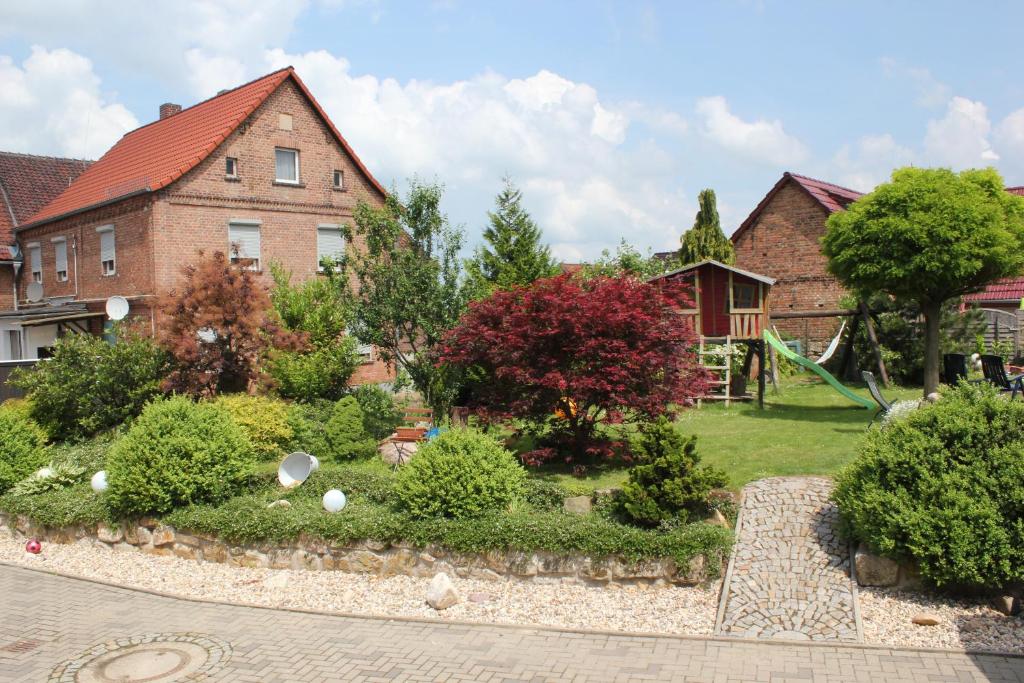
[105,296,130,321]
[26,282,43,303]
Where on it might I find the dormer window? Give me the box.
[333,169,344,190]
[226,156,238,178]
[274,148,299,184]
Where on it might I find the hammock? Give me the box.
[814,320,846,365]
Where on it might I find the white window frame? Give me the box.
[274,148,299,184]
[225,156,238,178]
[97,225,116,276]
[228,219,262,271]
[347,327,373,362]
[333,169,344,190]
[316,223,345,272]
[27,242,41,283]
[51,236,68,282]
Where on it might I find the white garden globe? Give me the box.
[322,489,346,513]
[91,470,108,493]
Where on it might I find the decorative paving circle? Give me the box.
[48,633,231,683]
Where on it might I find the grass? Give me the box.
[541,376,922,491]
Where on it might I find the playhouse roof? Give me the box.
[654,259,776,286]
[23,67,386,228]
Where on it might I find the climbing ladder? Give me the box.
[698,335,733,407]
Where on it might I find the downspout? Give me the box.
[72,233,80,299]
[10,261,19,311]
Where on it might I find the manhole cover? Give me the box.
[49,633,230,683]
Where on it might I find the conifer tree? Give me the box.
[466,178,558,296]
[679,189,734,265]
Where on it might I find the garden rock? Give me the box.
[426,572,459,610]
[912,613,941,626]
[263,572,290,591]
[707,509,730,528]
[266,499,291,509]
[563,496,592,515]
[991,595,1022,617]
[854,545,899,586]
[96,523,123,544]
[151,526,176,547]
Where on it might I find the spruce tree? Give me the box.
[466,178,558,296]
[679,189,735,265]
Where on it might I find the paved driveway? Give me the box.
[1,564,1022,682]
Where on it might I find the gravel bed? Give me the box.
[860,587,1024,654]
[0,536,720,636]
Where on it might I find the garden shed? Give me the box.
[651,260,776,408]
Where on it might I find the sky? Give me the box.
[1,1,1023,261]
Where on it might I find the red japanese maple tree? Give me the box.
[438,273,708,463]
[158,251,306,397]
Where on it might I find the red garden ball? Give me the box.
[25,539,41,554]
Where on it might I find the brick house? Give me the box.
[731,172,863,353]
[0,67,394,384]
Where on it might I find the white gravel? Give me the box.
[860,587,1024,654]
[0,536,720,636]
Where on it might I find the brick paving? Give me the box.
[2,564,1023,682]
[717,477,861,642]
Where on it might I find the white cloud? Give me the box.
[831,134,914,191]
[694,95,808,166]
[0,46,137,159]
[923,96,999,167]
[879,58,951,108]
[259,49,691,259]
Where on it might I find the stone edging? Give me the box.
[0,512,713,588]
[4,561,1021,660]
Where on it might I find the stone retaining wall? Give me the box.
[0,513,712,588]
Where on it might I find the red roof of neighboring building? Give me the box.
[1008,186,1024,196]
[0,152,92,259]
[25,67,386,227]
[731,172,864,243]
[963,276,1024,303]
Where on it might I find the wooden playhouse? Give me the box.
[651,259,776,407]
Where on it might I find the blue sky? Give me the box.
[2,1,1023,260]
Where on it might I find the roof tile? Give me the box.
[0,152,92,250]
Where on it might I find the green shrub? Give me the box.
[833,382,1024,588]
[10,332,167,440]
[396,428,526,519]
[10,460,86,497]
[522,479,569,512]
[105,396,256,517]
[214,394,293,461]
[270,341,360,402]
[0,483,109,528]
[324,396,377,460]
[350,384,403,440]
[286,399,333,457]
[617,417,727,527]
[0,405,48,493]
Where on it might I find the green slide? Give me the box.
[763,329,875,410]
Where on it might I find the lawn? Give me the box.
[541,376,921,491]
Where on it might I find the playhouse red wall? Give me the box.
[698,264,730,337]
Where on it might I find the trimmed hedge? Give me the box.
[834,381,1024,588]
[214,394,293,461]
[0,404,48,493]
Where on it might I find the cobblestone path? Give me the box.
[716,477,861,642]
[3,564,1023,682]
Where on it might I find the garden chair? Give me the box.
[942,353,968,385]
[980,355,1023,399]
[861,371,891,423]
[383,406,435,469]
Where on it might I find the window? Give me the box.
[347,327,373,362]
[317,224,344,271]
[97,225,116,276]
[731,281,759,311]
[53,237,68,282]
[333,169,344,190]
[274,148,299,183]
[28,243,41,283]
[8,330,22,360]
[225,156,238,178]
[228,220,261,270]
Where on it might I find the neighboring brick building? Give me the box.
[731,172,863,353]
[0,67,393,384]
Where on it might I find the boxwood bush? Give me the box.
[833,381,1024,589]
[396,428,526,519]
[350,384,403,440]
[0,404,48,493]
[105,396,256,517]
[324,396,377,460]
[214,394,293,461]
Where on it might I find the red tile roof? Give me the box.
[1008,186,1024,196]
[731,172,864,243]
[963,276,1024,303]
[0,152,92,259]
[25,66,385,227]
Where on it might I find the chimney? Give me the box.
[159,102,182,120]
